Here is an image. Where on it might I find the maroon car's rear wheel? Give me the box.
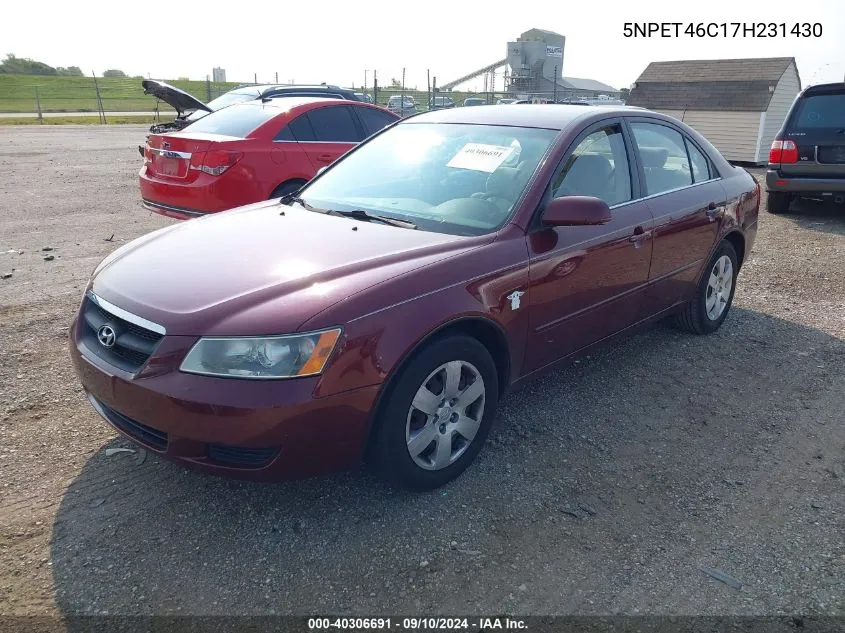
[372,335,498,490]
[675,240,739,335]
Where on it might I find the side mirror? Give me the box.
[542,196,612,226]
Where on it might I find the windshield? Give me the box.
[298,122,558,236]
[186,89,261,120]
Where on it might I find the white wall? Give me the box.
[758,63,802,162]
[658,109,762,163]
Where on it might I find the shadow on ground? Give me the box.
[50,308,845,621]
[776,197,845,237]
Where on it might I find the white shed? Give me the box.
[628,57,802,164]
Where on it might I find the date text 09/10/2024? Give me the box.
[623,22,823,38]
[307,617,528,630]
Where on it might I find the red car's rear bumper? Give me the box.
[69,316,380,481]
[138,166,250,219]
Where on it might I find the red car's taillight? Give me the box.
[769,139,798,164]
[199,150,243,176]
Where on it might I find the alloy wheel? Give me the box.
[405,360,486,471]
[705,254,733,321]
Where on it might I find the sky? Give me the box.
[2,0,843,92]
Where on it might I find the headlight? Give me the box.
[180,328,342,379]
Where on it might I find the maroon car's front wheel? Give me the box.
[372,335,499,490]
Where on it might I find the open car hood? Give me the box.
[141,79,212,116]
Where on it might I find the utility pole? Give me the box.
[35,86,43,124]
[275,71,279,83]
[401,67,405,115]
[427,69,430,110]
[364,70,368,95]
[373,70,378,104]
[92,71,106,124]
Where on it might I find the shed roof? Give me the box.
[628,57,797,112]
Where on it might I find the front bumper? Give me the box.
[69,316,380,481]
[766,169,845,196]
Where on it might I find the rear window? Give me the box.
[790,93,845,129]
[183,104,278,137]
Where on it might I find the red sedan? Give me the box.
[139,97,399,219]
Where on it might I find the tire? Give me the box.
[269,180,305,200]
[675,240,739,335]
[372,335,499,490]
[766,191,793,214]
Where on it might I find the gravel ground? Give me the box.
[0,126,843,620]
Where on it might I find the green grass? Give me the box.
[0,115,165,125]
[0,74,240,113]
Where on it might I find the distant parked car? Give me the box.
[139,97,398,219]
[430,96,455,110]
[496,98,517,104]
[355,92,375,103]
[387,95,418,117]
[462,97,488,107]
[766,81,845,213]
[142,80,365,135]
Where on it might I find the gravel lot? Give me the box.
[0,126,843,620]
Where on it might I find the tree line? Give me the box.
[0,54,126,77]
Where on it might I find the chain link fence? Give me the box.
[0,74,623,121]
[0,76,238,116]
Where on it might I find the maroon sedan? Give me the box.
[70,105,759,490]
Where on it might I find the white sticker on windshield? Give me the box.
[446,143,515,173]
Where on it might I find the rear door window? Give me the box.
[274,114,315,141]
[630,122,694,195]
[790,93,845,129]
[354,107,397,137]
[685,139,712,183]
[181,104,278,138]
[306,106,363,142]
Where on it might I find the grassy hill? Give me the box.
[0,74,241,113]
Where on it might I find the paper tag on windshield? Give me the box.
[447,143,515,173]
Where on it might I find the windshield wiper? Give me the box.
[329,208,419,230]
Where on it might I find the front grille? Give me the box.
[79,296,163,373]
[207,444,278,469]
[93,397,168,451]
[817,145,845,164]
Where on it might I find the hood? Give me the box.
[91,202,487,336]
[142,79,212,116]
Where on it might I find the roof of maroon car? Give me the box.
[406,104,648,130]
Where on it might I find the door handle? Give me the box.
[628,226,652,245]
[706,202,724,218]
[317,154,334,163]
